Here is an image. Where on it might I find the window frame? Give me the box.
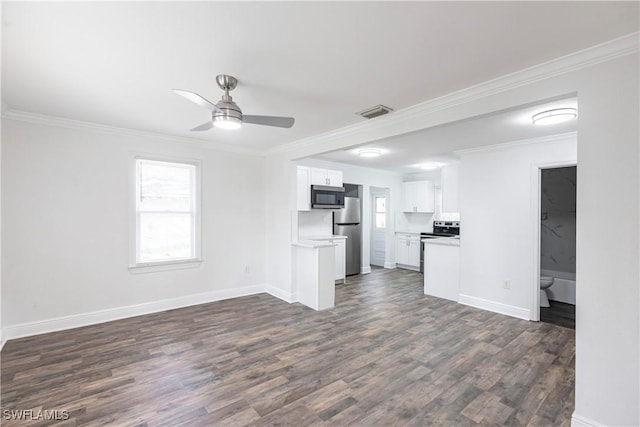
[129,154,202,273]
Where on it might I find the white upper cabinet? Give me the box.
[326,169,343,187]
[310,167,343,187]
[441,164,460,213]
[402,181,435,213]
[297,166,311,211]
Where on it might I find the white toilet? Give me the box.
[540,275,555,308]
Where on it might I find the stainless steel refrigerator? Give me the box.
[333,197,361,276]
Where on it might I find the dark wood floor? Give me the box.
[1,268,575,426]
[541,301,576,330]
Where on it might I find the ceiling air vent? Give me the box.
[357,104,394,119]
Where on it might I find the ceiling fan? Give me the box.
[173,74,295,131]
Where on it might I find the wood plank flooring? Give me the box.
[1,268,575,426]
[540,301,576,330]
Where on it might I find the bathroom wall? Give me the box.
[540,166,577,278]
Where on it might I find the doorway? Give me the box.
[370,187,389,267]
[534,165,577,328]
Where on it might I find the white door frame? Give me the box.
[530,161,577,321]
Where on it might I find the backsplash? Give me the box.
[298,210,333,238]
[541,166,576,275]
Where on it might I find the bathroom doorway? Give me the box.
[538,165,577,329]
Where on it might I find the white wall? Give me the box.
[265,44,639,426]
[2,119,267,330]
[573,52,638,426]
[457,135,577,317]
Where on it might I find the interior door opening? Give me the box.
[535,165,577,329]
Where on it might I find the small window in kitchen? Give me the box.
[131,157,201,271]
[375,196,386,228]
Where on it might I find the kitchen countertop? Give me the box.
[301,235,348,240]
[422,237,460,247]
[395,230,424,234]
[292,240,337,248]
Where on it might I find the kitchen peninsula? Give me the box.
[423,237,460,302]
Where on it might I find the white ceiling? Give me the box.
[2,2,638,152]
[314,97,578,174]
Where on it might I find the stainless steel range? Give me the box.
[420,221,460,273]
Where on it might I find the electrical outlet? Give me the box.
[503,280,511,290]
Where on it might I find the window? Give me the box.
[132,157,201,269]
[375,196,386,228]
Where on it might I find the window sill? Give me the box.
[128,259,203,274]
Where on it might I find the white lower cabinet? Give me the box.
[334,238,346,282]
[408,239,420,267]
[395,233,420,269]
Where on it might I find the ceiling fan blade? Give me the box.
[243,115,295,128]
[190,121,213,131]
[173,89,219,112]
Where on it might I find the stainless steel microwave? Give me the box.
[310,185,345,209]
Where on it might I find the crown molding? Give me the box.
[267,31,639,156]
[1,109,265,157]
[454,131,577,156]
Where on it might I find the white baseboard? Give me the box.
[383,262,396,269]
[396,263,420,272]
[361,266,372,274]
[571,412,603,426]
[0,331,6,352]
[265,284,296,303]
[2,284,265,341]
[458,294,531,321]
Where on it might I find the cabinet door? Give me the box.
[396,236,409,265]
[334,239,346,281]
[327,169,343,187]
[415,181,435,213]
[402,182,417,212]
[408,239,421,267]
[296,166,310,211]
[310,168,328,185]
[442,164,460,213]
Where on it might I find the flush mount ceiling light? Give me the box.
[419,162,444,170]
[358,148,382,158]
[531,108,577,125]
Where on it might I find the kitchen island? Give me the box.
[292,240,336,310]
[423,237,460,302]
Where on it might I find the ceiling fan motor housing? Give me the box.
[212,96,242,129]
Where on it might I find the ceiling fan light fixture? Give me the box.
[213,115,242,130]
[531,108,577,125]
[358,148,381,158]
[173,74,295,131]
